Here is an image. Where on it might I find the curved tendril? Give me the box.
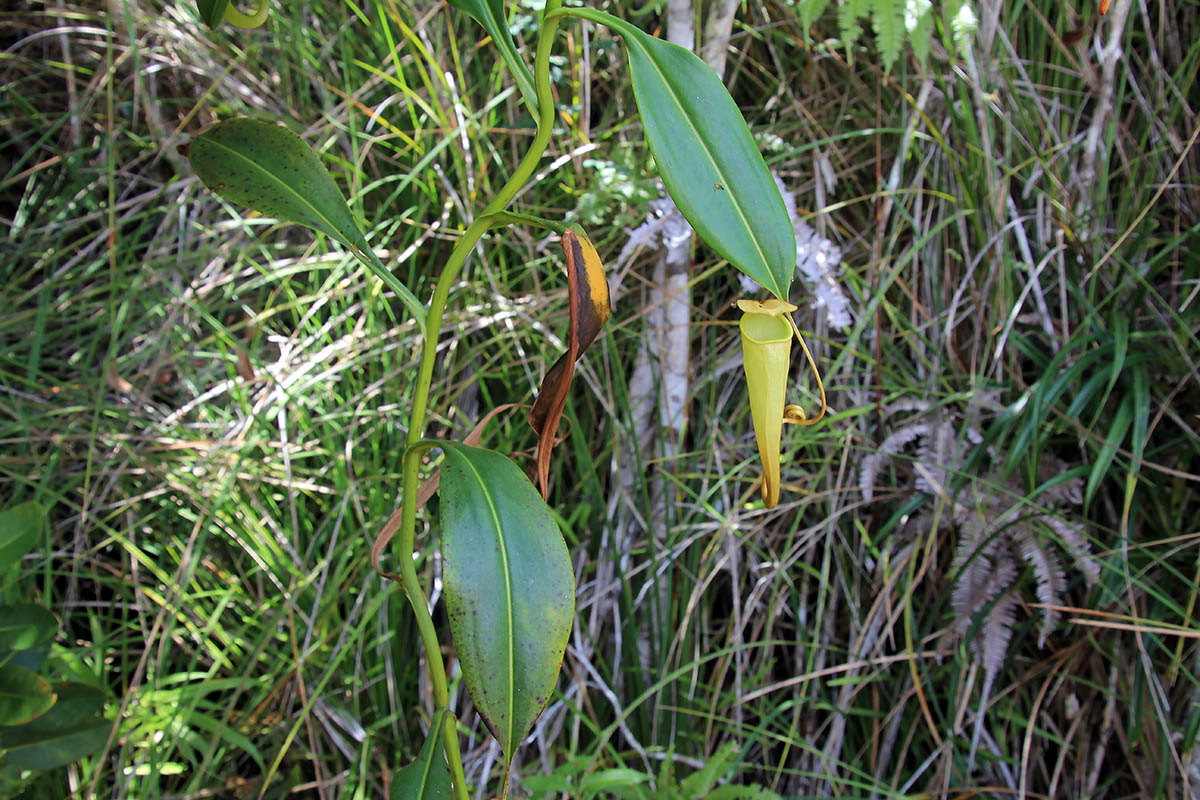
[784,314,827,427]
[223,0,269,29]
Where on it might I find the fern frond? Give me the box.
[1038,455,1084,506]
[949,514,998,639]
[860,423,930,501]
[914,421,957,496]
[946,0,979,58]
[977,561,1019,691]
[969,562,1018,779]
[1042,515,1100,586]
[883,398,931,416]
[798,0,833,36]
[837,0,868,47]
[870,0,905,72]
[906,0,934,66]
[1013,523,1066,648]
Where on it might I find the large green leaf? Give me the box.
[186,118,426,328]
[390,709,452,799]
[0,665,54,726]
[559,10,796,299]
[0,501,41,572]
[195,0,230,27]
[0,682,106,739]
[0,603,58,672]
[447,0,539,118]
[0,683,109,770]
[1,715,110,771]
[438,442,573,760]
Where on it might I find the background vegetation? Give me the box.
[2,0,1197,796]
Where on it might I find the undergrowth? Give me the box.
[2,0,1198,796]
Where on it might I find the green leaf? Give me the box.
[438,442,574,761]
[195,0,268,29]
[562,10,796,299]
[0,684,109,772]
[870,0,905,72]
[390,709,452,799]
[195,0,230,28]
[187,118,426,329]
[0,665,54,726]
[1085,392,1134,507]
[906,0,935,66]
[1129,363,1149,468]
[0,605,58,655]
[798,0,832,35]
[0,759,32,798]
[447,0,539,118]
[0,714,110,772]
[0,604,58,672]
[0,501,41,572]
[0,683,106,739]
[580,768,650,791]
[1108,312,1130,396]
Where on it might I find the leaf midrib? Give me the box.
[200,131,354,248]
[626,35,782,298]
[456,448,516,751]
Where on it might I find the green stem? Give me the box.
[393,13,564,800]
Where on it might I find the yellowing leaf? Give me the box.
[528,229,610,498]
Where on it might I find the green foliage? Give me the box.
[447,0,539,117]
[796,0,831,33]
[945,0,978,57]
[0,503,40,572]
[6,0,1199,796]
[906,0,935,65]
[869,0,905,72]
[194,0,231,28]
[566,8,796,298]
[836,0,868,49]
[573,156,658,227]
[795,0,973,70]
[391,710,453,799]
[523,743,780,799]
[0,504,110,798]
[438,442,574,762]
[187,118,426,328]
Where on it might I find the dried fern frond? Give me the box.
[914,420,957,496]
[860,423,930,501]
[863,398,1096,725]
[1011,522,1066,647]
[950,520,1002,641]
[1042,515,1100,586]
[883,398,932,416]
[977,558,1019,691]
[1037,454,1085,506]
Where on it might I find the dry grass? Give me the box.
[2,0,1198,797]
